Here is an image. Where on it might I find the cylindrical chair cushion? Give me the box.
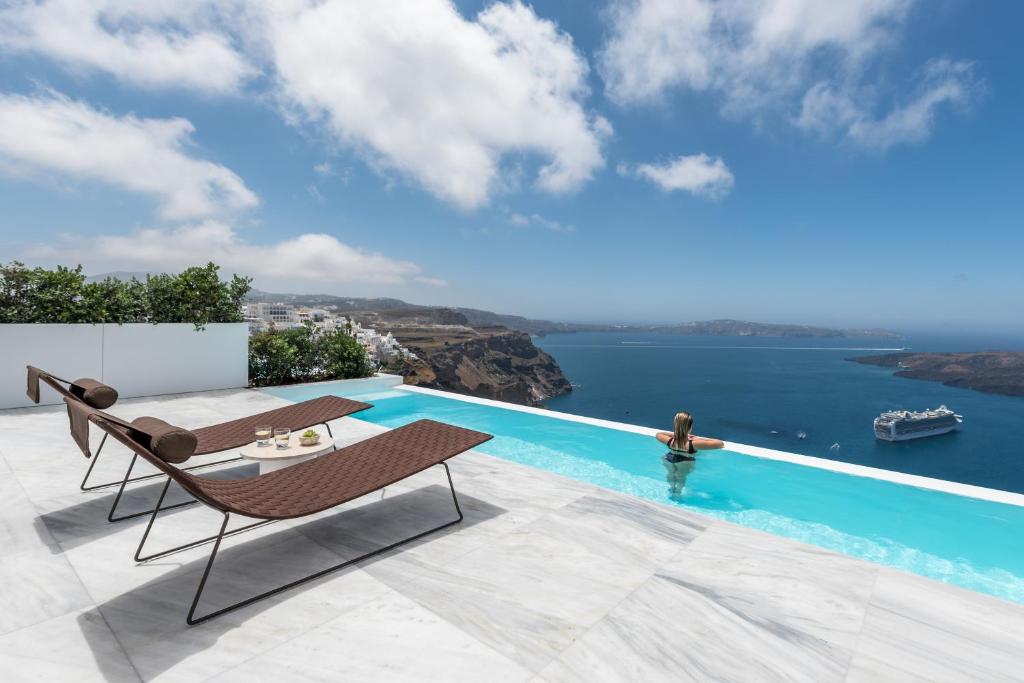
[130,417,197,464]
[70,378,119,409]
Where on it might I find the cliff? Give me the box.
[851,352,1024,397]
[386,325,572,406]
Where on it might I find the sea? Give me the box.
[536,331,1024,494]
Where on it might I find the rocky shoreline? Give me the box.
[851,352,1024,397]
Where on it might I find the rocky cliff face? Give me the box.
[388,326,571,406]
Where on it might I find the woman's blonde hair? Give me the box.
[671,411,693,451]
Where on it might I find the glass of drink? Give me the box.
[274,427,291,449]
[255,425,272,447]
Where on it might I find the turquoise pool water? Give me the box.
[266,383,1024,603]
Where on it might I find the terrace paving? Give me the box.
[1,388,1023,681]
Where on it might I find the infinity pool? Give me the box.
[266,383,1024,603]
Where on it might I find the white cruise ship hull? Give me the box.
[875,423,961,442]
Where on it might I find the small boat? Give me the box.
[874,405,962,442]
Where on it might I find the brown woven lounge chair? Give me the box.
[84,402,491,625]
[28,366,371,521]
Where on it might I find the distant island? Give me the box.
[244,289,899,339]
[851,352,1024,397]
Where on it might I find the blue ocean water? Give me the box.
[538,332,1024,493]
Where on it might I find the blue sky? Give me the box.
[0,0,1021,332]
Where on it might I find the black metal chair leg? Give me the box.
[135,501,273,563]
[79,433,108,491]
[108,453,199,523]
[184,462,464,626]
[84,450,245,492]
[135,484,272,562]
[322,422,338,451]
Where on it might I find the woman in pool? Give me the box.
[656,411,724,499]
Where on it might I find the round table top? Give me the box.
[238,428,335,462]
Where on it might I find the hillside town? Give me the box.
[243,301,418,365]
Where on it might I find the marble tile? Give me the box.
[370,515,660,672]
[294,479,512,577]
[658,521,879,652]
[209,587,533,683]
[70,510,312,614]
[532,493,708,572]
[846,567,1024,683]
[444,449,522,481]
[119,565,392,681]
[0,608,139,682]
[451,460,590,521]
[543,569,849,683]
[0,476,55,556]
[0,543,94,636]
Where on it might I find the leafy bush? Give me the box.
[0,262,251,328]
[248,323,373,387]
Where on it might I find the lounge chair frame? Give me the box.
[136,461,463,625]
[28,368,365,522]
[88,408,489,625]
[80,433,245,493]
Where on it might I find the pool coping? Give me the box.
[395,385,1024,508]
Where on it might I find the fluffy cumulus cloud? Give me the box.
[599,0,978,149]
[1,1,608,209]
[27,221,435,286]
[618,154,734,199]
[264,0,609,210]
[0,90,258,220]
[0,0,255,94]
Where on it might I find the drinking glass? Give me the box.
[274,427,291,449]
[255,425,272,447]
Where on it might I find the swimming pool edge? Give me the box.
[395,385,1024,508]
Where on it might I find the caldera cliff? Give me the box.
[378,323,572,406]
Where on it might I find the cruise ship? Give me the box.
[874,405,963,441]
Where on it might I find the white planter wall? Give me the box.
[0,323,249,409]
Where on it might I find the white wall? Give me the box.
[0,323,249,409]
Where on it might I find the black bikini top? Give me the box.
[668,437,696,455]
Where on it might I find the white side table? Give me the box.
[239,428,336,475]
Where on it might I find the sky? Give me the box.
[0,0,1021,332]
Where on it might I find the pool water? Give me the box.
[265,383,1024,603]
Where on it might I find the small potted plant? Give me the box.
[299,429,321,447]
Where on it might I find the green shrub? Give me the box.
[0,261,250,328]
[248,323,372,387]
[248,329,298,387]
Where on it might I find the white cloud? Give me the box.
[1,1,610,209]
[0,90,258,220]
[27,221,437,286]
[618,154,734,199]
[798,59,978,150]
[507,212,576,233]
[0,0,254,94]
[264,0,609,210]
[599,0,977,148]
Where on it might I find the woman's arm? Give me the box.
[655,431,673,445]
[691,436,725,450]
